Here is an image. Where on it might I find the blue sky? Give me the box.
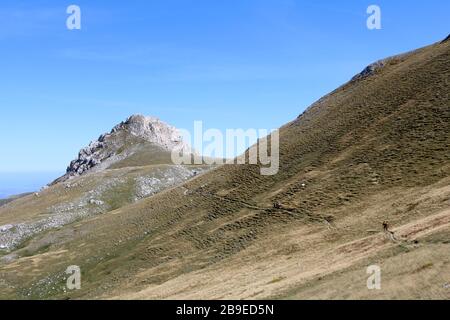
[0,0,448,181]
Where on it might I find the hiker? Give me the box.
[383,221,397,241]
[273,202,282,209]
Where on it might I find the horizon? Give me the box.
[1,0,449,195]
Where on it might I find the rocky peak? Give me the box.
[111,114,186,151]
[52,115,191,184]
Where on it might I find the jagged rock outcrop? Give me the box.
[351,51,414,82]
[52,115,192,184]
[351,60,387,81]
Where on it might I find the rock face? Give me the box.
[53,115,191,184]
[67,140,104,176]
[111,115,188,151]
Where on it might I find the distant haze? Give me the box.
[0,172,63,198]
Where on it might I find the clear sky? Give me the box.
[0,0,448,178]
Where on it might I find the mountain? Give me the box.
[0,116,210,253]
[52,114,192,184]
[0,37,449,300]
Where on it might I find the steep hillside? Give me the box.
[0,38,449,300]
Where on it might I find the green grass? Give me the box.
[100,178,136,211]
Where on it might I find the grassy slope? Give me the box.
[0,193,32,208]
[0,39,449,300]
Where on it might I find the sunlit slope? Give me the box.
[0,38,449,300]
